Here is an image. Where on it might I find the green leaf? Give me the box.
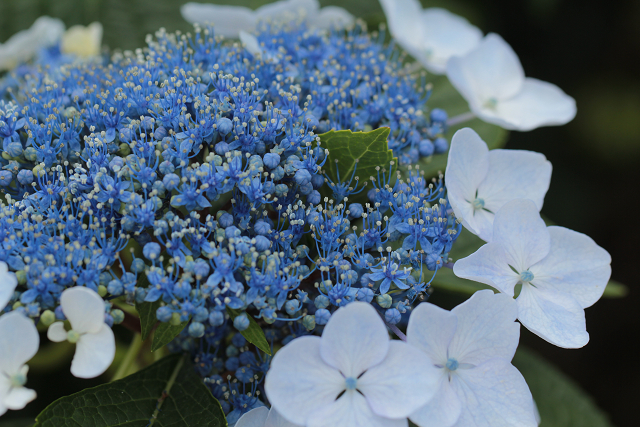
[415,75,509,179]
[226,308,271,355]
[134,274,159,341]
[33,354,226,427]
[602,279,627,298]
[318,127,396,203]
[151,320,190,352]
[513,347,614,427]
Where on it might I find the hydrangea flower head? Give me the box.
[445,128,551,242]
[265,302,438,426]
[446,33,577,131]
[453,199,611,348]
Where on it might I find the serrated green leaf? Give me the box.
[513,348,614,427]
[319,127,396,203]
[33,354,226,427]
[415,75,509,179]
[151,320,190,352]
[226,308,271,355]
[135,274,159,341]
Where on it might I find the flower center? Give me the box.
[67,330,80,344]
[445,358,459,371]
[519,270,534,283]
[471,198,485,211]
[345,377,358,391]
[10,371,27,387]
[484,97,499,109]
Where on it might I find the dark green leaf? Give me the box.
[415,75,509,179]
[318,127,396,203]
[33,354,226,427]
[513,348,614,427]
[151,320,190,352]
[226,308,271,355]
[135,274,159,341]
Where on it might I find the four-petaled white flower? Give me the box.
[445,127,552,242]
[407,290,537,427]
[0,16,65,71]
[0,262,17,311]
[379,0,482,74]
[181,0,354,39]
[237,406,303,427]
[47,287,116,378]
[454,199,611,348]
[446,33,577,131]
[265,302,438,427]
[0,312,39,416]
[61,22,103,58]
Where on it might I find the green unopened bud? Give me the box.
[15,270,26,285]
[302,315,316,331]
[12,301,22,309]
[111,309,125,325]
[67,330,80,344]
[119,143,131,156]
[40,310,56,326]
[170,312,182,326]
[98,285,108,297]
[377,294,393,308]
[24,146,37,161]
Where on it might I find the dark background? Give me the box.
[0,0,638,425]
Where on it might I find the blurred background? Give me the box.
[0,0,638,426]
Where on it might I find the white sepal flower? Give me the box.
[379,0,482,74]
[181,0,354,38]
[0,262,18,311]
[0,16,65,71]
[445,127,551,242]
[265,302,438,427]
[446,33,576,131]
[453,199,611,348]
[407,290,537,427]
[0,311,40,416]
[237,406,303,427]
[61,22,103,58]
[47,287,115,378]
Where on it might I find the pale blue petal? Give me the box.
[237,407,269,427]
[308,390,407,427]
[406,302,457,364]
[453,243,520,296]
[410,370,462,427]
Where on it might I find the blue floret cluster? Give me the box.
[0,22,459,418]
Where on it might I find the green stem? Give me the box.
[112,333,143,381]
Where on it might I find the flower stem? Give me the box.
[447,111,475,126]
[387,322,408,342]
[112,332,143,381]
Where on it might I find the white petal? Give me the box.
[320,302,389,378]
[410,371,462,427]
[529,226,611,308]
[60,287,105,334]
[406,302,457,364]
[418,8,482,74]
[0,312,39,375]
[237,407,269,427]
[180,3,256,38]
[474,149,551,241]
[0,264,17,311]
[61,22,103,57]
[313,6,355,30]
[379,0,425,60]
[451,359,537,427]
[265,336,345,426]
[445,128,489,237]
[449,290,520,364]
[0,16,64,70]
[265,407,304,427]
[256,0,318,21]
[308,390,407,427]
[240,31,263,57]
[47,321,68,343]
[516,284,588,348]
[3,386,36,410]
[359,341,438,418]
[71,323,115,378]
[492,200,550,272]
[453,243,520,296]
[0,377,10,416]
[487,78,577,131]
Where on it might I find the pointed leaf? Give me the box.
[151,320,190,352]
[135,274,159,341]
[227,308,271,355]
[33,354,226,427]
